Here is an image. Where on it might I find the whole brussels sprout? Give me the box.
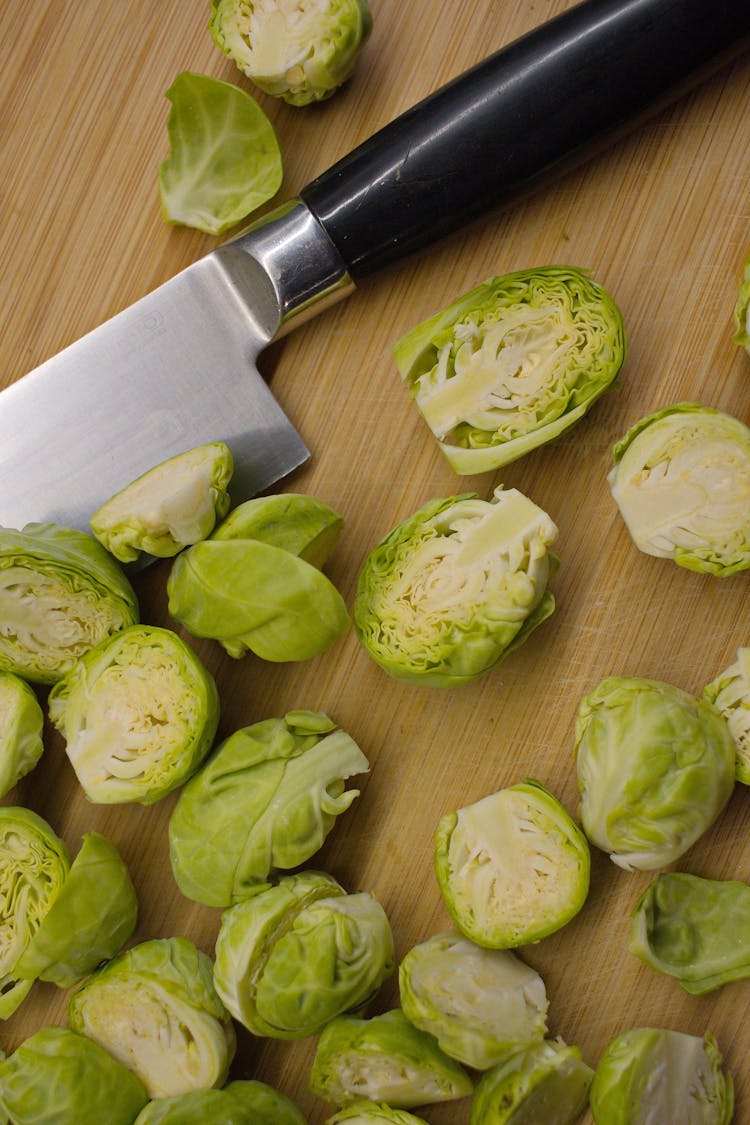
[608,402,750,575]
[133,1079,306,1124]
[0,671,44,797]
[90,442,234,563]
[209,0,373,106]
[574,676,736,871]
[48,624,219,805]
[354,488,558,687]
[434,780,590,947]
[169,710,368,905]
[394,266,625,474]
[212,492,344,567]
[213,870,394,1039]
[309,1008,473,1108]
[703,647,750,783]
[470,1038,594,1125]
[0,1026,148,1125]
[589,1028,733,1124]
[327,1102,430,1124]
[735,253,750,354]
[0,522,138,684]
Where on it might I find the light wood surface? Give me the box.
[2,2,750,1121]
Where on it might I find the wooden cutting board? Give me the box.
[2,2,750,1121]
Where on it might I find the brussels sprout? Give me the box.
[0,672,44,797]
[735,253,750,354]
[133,1079,306,1124]
[159,72,282,235]
[434,781,589,948]
[327,1102,430,1124]
[399,932,548,1070]
[0,1026,148,1125]
[213,870,394,1038]
[0,522,139,684]
[169,711,368,905]
[209,0,373,107]
[703,647,750,783]
[589,1028,733,1124]
[91,443,234,563]
[213,492,344,568]
[574,676,736,871]
[310,1008,473,1108]
[167,536,350,661]
[470,1039,594,1125]
[354,488,558,688]
[608,402,750,576]
[0,806,70,1018]
[394,266,625,475]
[68,936,235,1099]
[48,624,219,805]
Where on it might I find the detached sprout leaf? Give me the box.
[735,253,750,354]
[469,1038,594,1125]
[0,672,44,797]
[703,647,750,783]
[159,71,282,235]
[213,492,344,567]
[327,1103,431,1124]
[132,1079,306,1124]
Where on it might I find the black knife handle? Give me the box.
[300,0,750,279]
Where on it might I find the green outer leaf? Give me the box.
[133,1079,306,1125]
[326,1101,430,1124]
[734,253,750,352]
[212,492,344,568]
[159,71,282,235]
[469,1039,594,1125]
[0,672,44,798]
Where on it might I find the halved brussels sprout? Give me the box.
[434,781,590,948]
[213,492,344,568]
[0,672,44,797]
[0,522,139,684]
[209,0,373,106]
[310,1008,473,1108]
[574,676,736,871]
[608,402,750,575]
[169,711,368,905]
[0,1026,148,1125]
[399,932,548,1070]
[589,1028,733,1124]
[214,870,394,1039]
[91,443,234,563]
[327,1102,430,1124]
[394,266,625,474]
[133,1079,306,1124]
[470,1039,594,1125]
[354,488,558,687]
[68,936,236,1100]
[735,253,750,354]
[703,647,750,783]
[48,624,219,805]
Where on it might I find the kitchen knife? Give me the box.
[1,0,748,534]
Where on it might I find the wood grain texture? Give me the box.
[2,1,750,1121]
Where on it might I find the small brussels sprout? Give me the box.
[209,0,372,107]
[214,871,394,1039]
[399,933,548,1070]
[0,522,139,684]
[169,711,368,905]
[735,253,750,354]
[703,647,750,783]
[608,402,750,576]
[68,936,236,1099]
[0,1026,148,1125]
[0,672,44,797]
[91,443,234,563]
[133,1079,306,1125]
[213,492,344,568]
[470,1039,594,1125]
[589,1028,733,1124]
[354,488,558,687]
[48,624,219,805]
[327,1102,430,1124]
[310,1008,473,1108]
[394,266,625,475]
[574,676,736,871]
[434,781,589,948]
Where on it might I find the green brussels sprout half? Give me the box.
[0,1026,148,1125]
[0,672,44,797]
[68,936,236,1100]
[399,932,548,1070]
[213,492,344,568]
[209,0,373,107]
[48,624,219,805]
[310,1008,473,1108]
[91,442,234,563]
[213,870,394,1039]
[354,488,558,687]
[608,402,750,576]
[574,676,736,871]
[469,1039,594,1125]
[394,266,625,474]
[0,522,139,684]
[327,1102,430,1124]
[434,781,590,948]
[703,647,750,783]
[169,711,368,905]
[735,253,750,354]
[589,1028,733,1124]
[133,1079,306,1125]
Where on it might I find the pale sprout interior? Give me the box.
[333,1052,448,1105]
[0,828,60,984]
[636,1033,719,1125]
[234,0,331,75]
